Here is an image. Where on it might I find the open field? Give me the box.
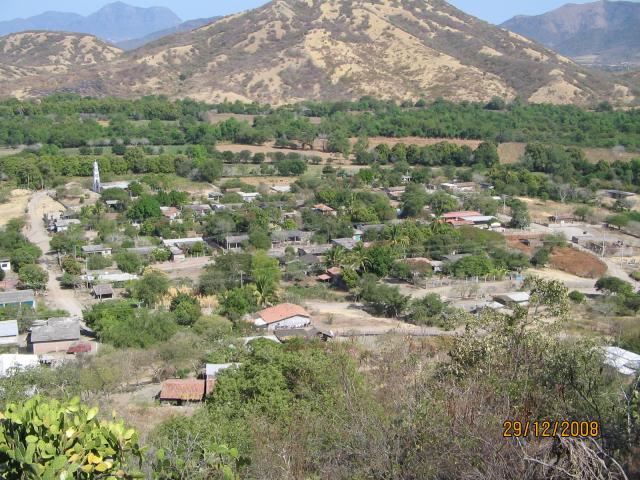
[550,247,608,279]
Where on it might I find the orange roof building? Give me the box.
[159,379,215,404]
[254,303,311,330]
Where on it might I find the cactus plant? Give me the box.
[0,396,143,479]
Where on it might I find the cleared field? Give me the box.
[550,247,607,279]
[0,189,32,226]
[205,113,256,124]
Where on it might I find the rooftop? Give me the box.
[603,346,640,376]
[0,290,35,304]
[441,211,482,219]
[92,284,114,296]
[0,320,18,338]
[159,379,214,401]
[81,244,110,253]
[257,303,310,324]
[30,317,80,343]
[205,363,240,377]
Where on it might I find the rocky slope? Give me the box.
[502,1,640,67]
[0,0,634,105]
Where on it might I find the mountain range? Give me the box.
[0,0,636,106]
[0,2,182,43]
[502,0,640,67]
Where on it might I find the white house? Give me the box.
[240,192,260,203]
[253,303,311,331]
[0,258,10,272]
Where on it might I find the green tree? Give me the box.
[448,254,494,278]
[251,252,281,306]
[0,396,142,479]
[130,270,170,307]
[61,256,82,275]
[428,191,458,216]
[18,264,48,291]
[114,251,143,274]
[606,214,629,230]
[127,195,161,221]
[401,183,429,217]
[219,286,258,321]
[170,293,202,326]
[474,142,499,167]
[10,245,42,272]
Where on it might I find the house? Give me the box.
[183,204,212,217]
[0,290,36,309]
[91,284,114,300]
[0,354,39,377]
[442,254,471,263]
[0,259,10,272]
[313,204,337,216]
[493,292,530,307]
[353,229,364,242]
[270,185,291,194]
[548,213,575,224]
[605,190,635,200]
[29,317,81,355]
[160,206,180,221]
[274,326,334,342]
[82,271,138,285]
[240,192,260,203]
[459,215,499,228]
[207,186,223,201]
[441,211,481,223]
[224,234,249,251]
[100,181,131,192]
[126,246,157,256]
[253,303,312,331]
[159,379,215,405]
[162,237,204,248]
[0,320,18,345]
[271,230,312,247]
[384,186,406,200]
[205,363,240,379]
[603,346,640,376]
[331,238,358,251]
[170,247,185,261]
[52,218,81,233]
[440,182,479,194]
[81,245,112,256]
[298,244,333,256]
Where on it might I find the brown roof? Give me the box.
[92,284,114,296]
[159,379,214,401]
[313,203,335,212]
[257,303,310,324]
[326,267,342,276]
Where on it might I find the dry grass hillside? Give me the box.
[0,31,122,79]
[0,0,634,105]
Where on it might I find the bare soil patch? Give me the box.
[0,189,32,226]
[549,247,607,279]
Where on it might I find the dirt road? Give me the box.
[25,191,83,317]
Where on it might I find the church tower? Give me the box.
[92,161,101,193]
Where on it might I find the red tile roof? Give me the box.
[257,303,310,325]
[326,267,342,276]
[313,203,335,212]
[159,379,215,401]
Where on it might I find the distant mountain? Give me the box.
[0,2,182,43]
[502,0,640,67]
[116,17,221,51]
[0,0,634,106]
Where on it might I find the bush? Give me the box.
[531,248,550,267]
[86,254,112,271]
[114,251,143,274]
[170,293,202,326]
[0,396,142,479]
[568,290,586,303]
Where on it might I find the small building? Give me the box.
[253,303,312,331]
[240,192,260,203]
[0,290,36,309]
[224,234,249,252]
[271,185,291,194]
[160,206,180,221]
[271,230,312,247]
[183,204,212,217]
[313,204,337,216]
[82,271,139,285]
[92,284,114,300]
[162,237,205,249]
[170,247,185,261]
[126,246,157,256]
[0,320,18,345]
[603,346,640,376]
[493,292,530,307]
[0,259,10,272]
[442,253,471,263]
[459,215,498,227]
[331,238,358,251]
[81,245,112,256]
[0,354,39,377]
[298,244,333,256]
[159,379,215,405]
[100,181,131,192]
[440,182,479,194]
[441,211,481,223]
[29,317,81,355]
[52,218,81,233]
[384,186,406,200]
[605,190,635,200]
[548,214,575,225]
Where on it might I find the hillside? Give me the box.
[502,0,640,67]
[0,32,123,78]
[116,17,222,51]
[0,0,635,105]
[0,2,182,43]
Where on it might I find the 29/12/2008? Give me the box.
[503,420,600,438]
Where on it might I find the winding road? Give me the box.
[25,191,83,317]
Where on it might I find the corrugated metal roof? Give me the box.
[82,245,110,253]
[30,318,80,343]
[205,363,240,377]
[0,320,18,338]
[0,290,35,305]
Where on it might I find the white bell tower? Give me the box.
[92,161,101,193]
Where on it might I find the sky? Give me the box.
[0,0,633,25]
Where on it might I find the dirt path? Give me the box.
[25,191,83,317]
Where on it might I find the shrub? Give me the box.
[568,291,586,303]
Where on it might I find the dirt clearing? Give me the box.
[549,247,607,279]
[0,189,32,226]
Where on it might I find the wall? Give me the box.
[267,315,311,331]
[32,340,76,355]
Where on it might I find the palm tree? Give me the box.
[325,246,347,268]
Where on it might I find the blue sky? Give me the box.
[0,0,631,24]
